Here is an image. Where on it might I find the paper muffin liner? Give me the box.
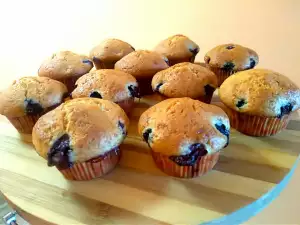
[207,67,236,87]
[168,57,195,66]
[154,92,213,104]
[151,150,220,178]
[198,92,214,104]
[59,148,121,181]
[58,75,83,93]
[93,60,117,70]
[136,77,154,96]
[225,106,291,136]
[116,98,135,115]
[6,103,62,134]
[7,115,42,134]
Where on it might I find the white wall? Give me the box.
[0,0,299,89]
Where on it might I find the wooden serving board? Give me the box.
[0,94,300,225]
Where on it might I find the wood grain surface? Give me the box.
[0,94,299,225]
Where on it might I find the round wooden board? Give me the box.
[0,94,299,225]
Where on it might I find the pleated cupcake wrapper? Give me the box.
[208,67,236,87]
[154,92,213,104]
[116,98,135,115]
[168,57,195,66]
[94,60,117,70]
[197,92,214,104]
[227,107,291,136]
[8,114,43,134]
[151,151,220,178]
[59,75,83,93]
[59,148,120,181]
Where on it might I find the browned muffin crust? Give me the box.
[138,98,230,156]
[219,69,300,117]
[115,50,169,78]
[154,34,199,63]
[72,69,139,102]
[32,98,129,164]
[152,62,217,99]
[0,76,67,117]
[204,44,259,71]
[38,51,93,80]
[90,38,134,62]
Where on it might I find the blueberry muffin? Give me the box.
[71,69,140,114]
[138,98,230,178]
[152,62,217,103]
[204,44,259,86]
[115,50,169,95]
[32,98,129,180]
[90,38,135,69]
[38,51,93,92]
[0,77,67,134]
[219,69,300,136]
[154,34,199,66]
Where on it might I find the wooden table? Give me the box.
[0,95,299,225]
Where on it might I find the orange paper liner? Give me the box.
[58,75,83,93]
[116,98,135,115]
[168,57,195,66]
[197,92,214,104]
[226,107,291,136]
[7,115,41,134]
[59,148,120,181]
[93,60,117,70]
[208,67,236,87]
[151,151,220,178]
[155,92,213,104]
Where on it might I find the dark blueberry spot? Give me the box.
[82,59,93,67]
[189,55,196,62]
[128,85,141,98]
[143,128,152,144]
[89,91,102,99]
[204,56,211,64]
[226,45,235,50]
[189,47,199,55]
[154,83,164,92]
[169,143,207,166]
[118,121,126,135]
[24,99,44,116]
[223,62,235,71]
[277,103,293,118]
[204,84,215,96]
[131,46,135,51]
[249,58,256,69]
[47,134,73,170]
[215,123,230,147]
[92,56,101,63]
[236,99,246,108]
[164,57,169,65]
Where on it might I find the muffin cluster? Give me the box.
[0,34,299,180]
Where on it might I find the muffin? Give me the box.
[204,44,259,86]
[0,76,67,134]
[152,62,217,103]
[219,69,300,136]
[115,50,169,95]
[90,39,135,69]
[138,98,230,178]
[71,69,140,114]
[38,51,93,92]
[154,34,199,66]
[32,98,129,180]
